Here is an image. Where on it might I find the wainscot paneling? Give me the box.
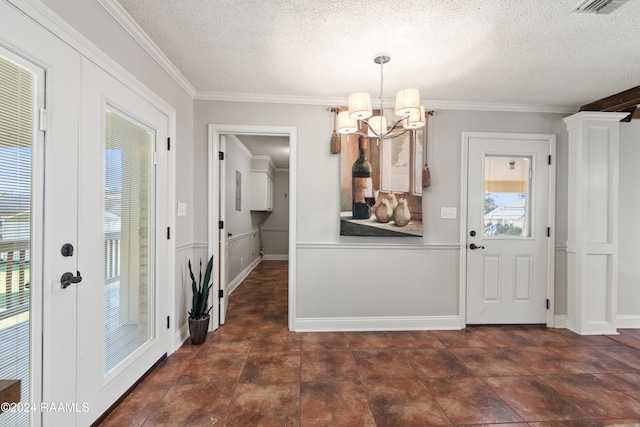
[227,231,261,294]
[295,244,460,332]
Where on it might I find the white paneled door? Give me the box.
[465,133,555,325]
[75,59,170,426]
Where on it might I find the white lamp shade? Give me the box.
[395,88,420,117]
[348,92,373,120]
[405,105,425,129]
[337,111,357,134]
[367,115,387,137]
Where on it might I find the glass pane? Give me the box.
[483,156,531,237]
[104,109,154,374]
[0,54,34,427]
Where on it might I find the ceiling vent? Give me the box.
[571,0,629,14]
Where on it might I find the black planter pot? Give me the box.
[188,315,210,345]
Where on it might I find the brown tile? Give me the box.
[468,326,537,347]
[591,345,640,372]
[552,328,620,346]
[544,345,635,374]
[352,350,416,380]
[224,383,299,427]
[541,373,640,419]
[140,353,195,386]
[144,382,235,426]
[300,332,350,351]
[527,422,606,427]
[430,329,492,348]
[100,383,168,427]
[404,349,471,378]
[510,327,581,347]
[485,376,592,421]
[300,381,376,426]
[198,331,255,353]
[363,379,450,426]
[301,351,359,382]
[387,330,446,349]
[176,353,247,384]
[503,346,588,375]
[452,347,532,377]
[346,331,393,349]
[594,372,640,397]
[239,352,300,383]
[424,377,523,424]
[252,330,301,352]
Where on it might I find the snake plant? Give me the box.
[188,256,213,319]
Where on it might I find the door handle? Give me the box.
[61,271,83,289]
[469,243,485,250]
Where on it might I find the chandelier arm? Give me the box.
[386,117,408,134]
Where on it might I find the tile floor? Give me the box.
[100,260,640,426]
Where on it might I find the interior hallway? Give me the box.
[100,260,640,426]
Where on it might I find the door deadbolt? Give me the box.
[61,243,74,257]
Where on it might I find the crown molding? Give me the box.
[194,91,577,115]
[6,0,175,116]
[97,0,196,98]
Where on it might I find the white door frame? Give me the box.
[208,124,297,331]
[460,131,556,328]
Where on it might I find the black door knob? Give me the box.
[469,243,485,250]
[61,271,83,289]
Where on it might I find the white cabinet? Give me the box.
[250,171,274,211]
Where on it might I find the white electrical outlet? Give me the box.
[441,207,457,219]
[240,257,244,266]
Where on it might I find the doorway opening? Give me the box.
[208,125,297,331]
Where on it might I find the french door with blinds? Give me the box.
[1,3,173,425]
[0,45,44,427]
[75,58,170,426]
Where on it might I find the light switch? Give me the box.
[177,202,187,217]
[440,207,457,219]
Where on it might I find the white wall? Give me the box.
[262,170,290,258]
[194,102,571,327]
[618,121,640,321]
[224,136,261,291]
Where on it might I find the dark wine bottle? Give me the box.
[352,135,372,219]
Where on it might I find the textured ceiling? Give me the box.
[117,0,640,110]
[235,135,290,169]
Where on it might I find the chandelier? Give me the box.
[337,53,426,139]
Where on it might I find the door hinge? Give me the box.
[167,316,170,329]
[547,227,551,237]
[153,151,157,165]
[219,289,224,298]
[548,155,552,165]
[219,151,224,160]
[39,108,48,131]
[546,299,550,310]
[218,220,224,229]
[167,227,170,239]
[167,137,171,151]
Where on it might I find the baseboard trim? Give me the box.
[617,315,640,328]
[553,315,568,328]
[293,316,462,332]
[262,254,289,261]
[227,256,261,295]
[173,323,189,352]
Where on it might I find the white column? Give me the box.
[564,111,628,335]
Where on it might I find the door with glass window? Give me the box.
[0,46,44,427]
[465,133,555,324]
[75,59,169,425]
